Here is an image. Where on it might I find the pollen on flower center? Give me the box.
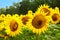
[42,8,50,15]
[32,15,46,29]
[22,16,29,25]
[37,20,42,26]
[10,21,18,32]
[0,20,4,23]
[52,14,58,21]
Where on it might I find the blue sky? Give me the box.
[0,0,22,8]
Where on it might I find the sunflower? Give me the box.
[6,14,11,19]
[27,10,33,15]
[13,14,19,18]
[36,4,53,16]
[0,14,5,20]
[0,14,6,30]
[19,12,33,28]
[27,13,49,34]
[4,15,22,37]
[27,10,33,18]
[51,7,60,24]
[0,23,5,31]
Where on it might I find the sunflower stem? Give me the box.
[36,34,39,40]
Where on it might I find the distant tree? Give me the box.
[6,2,21,15]
[0,8,6,14]
[0,0,60,14]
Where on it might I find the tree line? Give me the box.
[0,0,60,15]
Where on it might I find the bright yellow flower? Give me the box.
[0,14,5,20]
[51,7,60,24]
[13,14,19,18]
[0,14,6,31]
[27,10,33,14]
[27,12,49,34]
[6,14,11,19]
[4,15,22,37]
[19,12,33,28]
[36,4,53,16]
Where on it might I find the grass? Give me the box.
[0,24,60,40]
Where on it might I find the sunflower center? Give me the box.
[37,20,42,26]
[52,14,58,21]
[42,8,50,16]
[2,15,5,18]
[32,15,46,29]
[0,20,4,23]
[10,21,18,32]
[22,16,29,25]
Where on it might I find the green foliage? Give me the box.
[0,24,60,40]
[0,0,60,14]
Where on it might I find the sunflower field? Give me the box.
[0,4,60,40]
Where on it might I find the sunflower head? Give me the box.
[27,10,33,18]
[0,20,4,23]
[6,14,11,19]
[22,16,30,25]
[32,14,47,29]
[40,7,50,15]
[9,20,19,32]
[50,7,60,24]
[51,13,60,24]
[5,16,22,37]
[36,4,53,16]
[20,12,33,27]
[0,14,5,20]
[13,14,19,18]
[20,15,30,27]
[28,10,33,14]
[27,13,49,34]
[6,14,11,17]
